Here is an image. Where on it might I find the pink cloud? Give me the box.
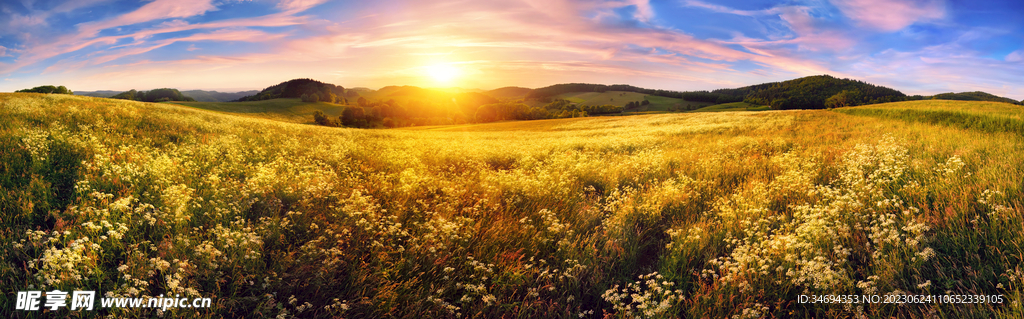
[76,0,219,37]
[682,0,781,16]
[830,0,945,32]
[276,0,329,13]
[1007,50,1024,63]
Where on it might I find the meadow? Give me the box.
[1,93,1022,318]
[170,98,347,124]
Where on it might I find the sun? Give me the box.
[424,64,460,85]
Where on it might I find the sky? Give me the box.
[0,0,1022,99]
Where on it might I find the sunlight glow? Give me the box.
[424,64,460,84]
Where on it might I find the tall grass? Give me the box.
[0,93,1021,318]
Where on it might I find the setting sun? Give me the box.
[424,64,460,84]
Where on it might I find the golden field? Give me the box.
[1,94,1022,318]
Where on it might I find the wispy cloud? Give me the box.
[76,0,219,37]
[829,0,946,32]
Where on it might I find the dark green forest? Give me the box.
[15,85,73,94]
[724,75,906,109]
[110,88,196,102]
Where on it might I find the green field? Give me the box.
[2,93,1022,318]
[169,98,349,124]
[526,91,713,112]
[691,101,770,112]
[836,100,1024,136]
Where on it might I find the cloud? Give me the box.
[276,0,329,13]
[830,0,945,32]
[0,45,8,57]
[682,0,781,16]
[1007,50,1024,63]
[76,0,219,37]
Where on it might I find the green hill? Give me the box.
[930,91,1021,105]
[722,75,906,109]
[74,90,121,98]
[181,90,259,102]
[236,78,345,103]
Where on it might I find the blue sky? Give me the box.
[0,0,1021,99]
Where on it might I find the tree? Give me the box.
[301,93,320,103]
[313,110,337,126]
[475,104,498,123]
[824,90,861,109]
[342,107,365,127]
[357,96,368,107]
[111,89,138,101]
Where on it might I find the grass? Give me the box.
[836,100,1024,136]
[168,98,349,124]
[1,93,1022,318]
[554,91,647,107]
[691,101,770,112]
[549,91,715,112]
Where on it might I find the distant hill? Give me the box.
[719,75,906,109]
[75,90,121,98]
[236,78,345,103]
[931,91,1021,105]
[526,75,907,110]
[485,86,533,99]
[181,90,259,102]
[76,89,258,102]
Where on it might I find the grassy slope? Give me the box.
[836,100,1024,136]
[548,91,714,112]
[690,101,770,112]
[168,98,349,124]
[2,93,1022,318]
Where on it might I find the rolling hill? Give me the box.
[930,91,1022,105]
[77,89,259,102]
[235,78,346,102]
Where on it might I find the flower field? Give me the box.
[1,93,1022,318]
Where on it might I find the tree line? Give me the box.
[16,85,73,94]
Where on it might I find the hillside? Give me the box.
[718,75,906,109]
[236,78,345,103]
[75,90,121,98]
[523,75,907,110]
[931,91,1022,105]
[181,90,259,102]
[2,93,1019,318]
[77,89,258,102]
